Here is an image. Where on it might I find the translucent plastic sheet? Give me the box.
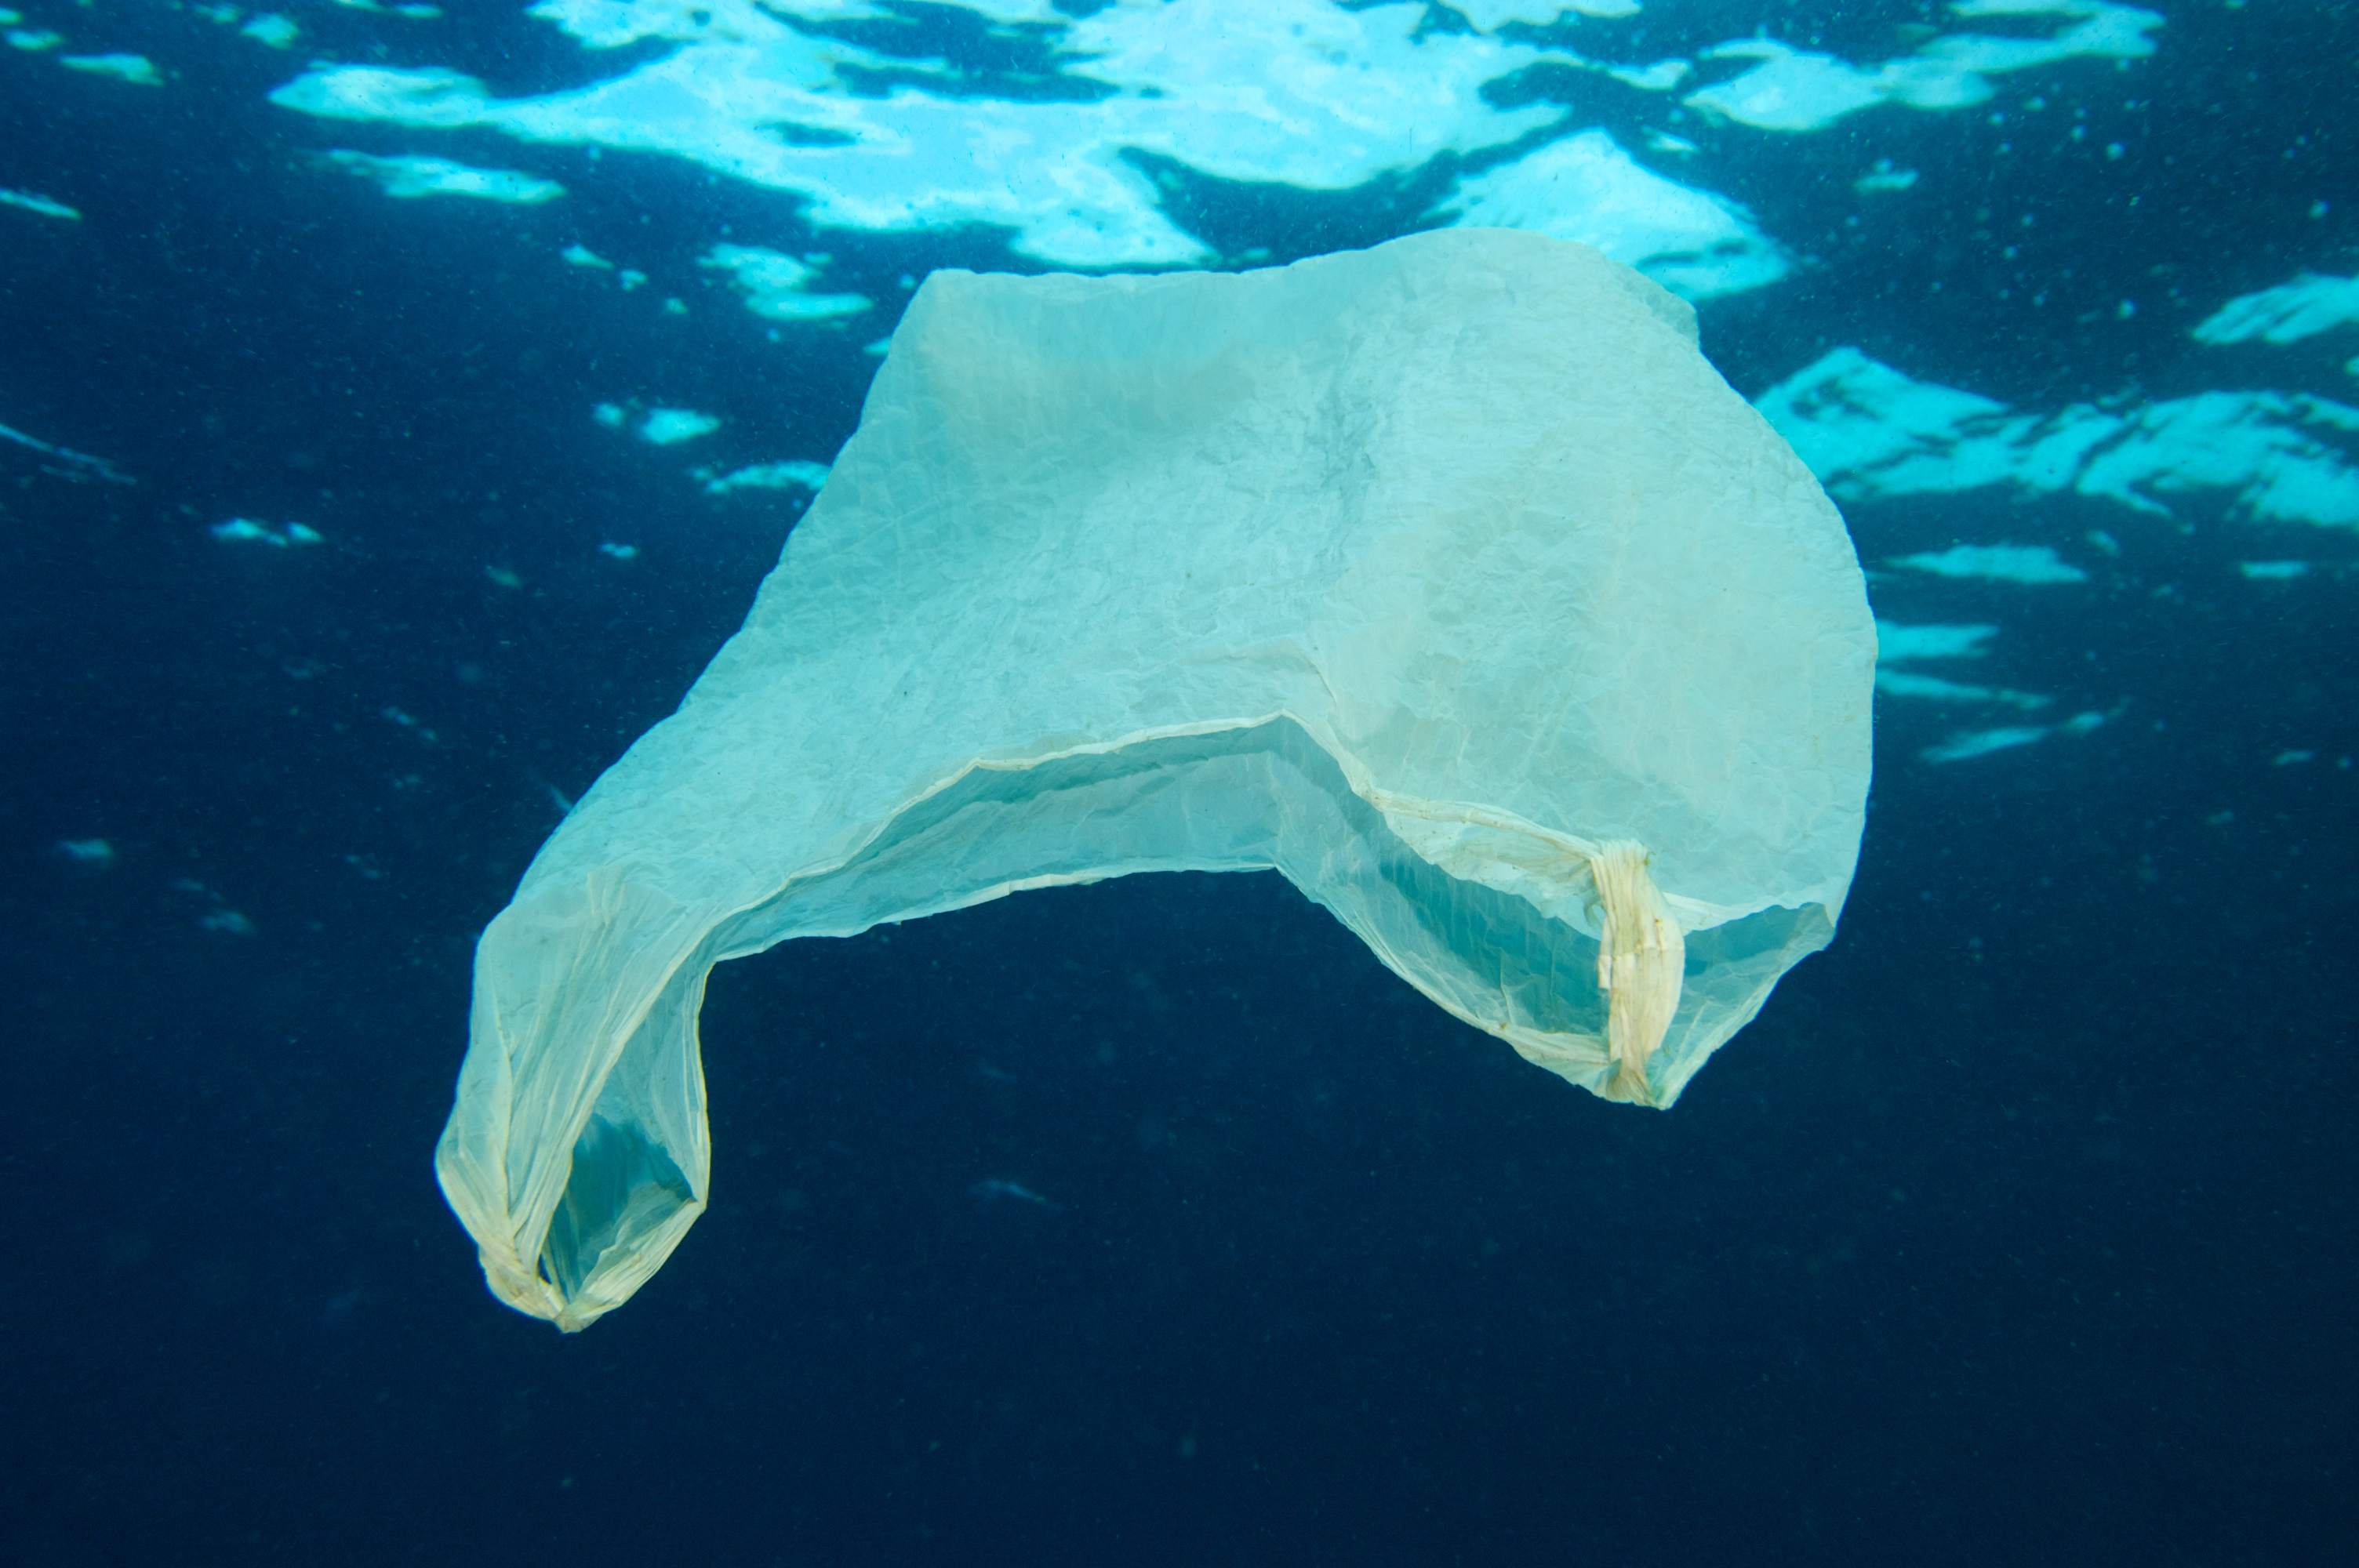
[438,229,1876,1328]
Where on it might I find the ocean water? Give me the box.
[3,2,2354,1563]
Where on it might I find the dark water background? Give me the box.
[4,3,2356,1563]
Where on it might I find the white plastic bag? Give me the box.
[440,228,1875,1329]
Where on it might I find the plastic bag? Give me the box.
[439,228,1875,1329]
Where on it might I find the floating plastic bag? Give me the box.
[440,228,1875,1329]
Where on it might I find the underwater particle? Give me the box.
[592,402,627,428]
[2273,750,2315,766]
[56,838,116,866]
[210,518,322,546]
[970,1178,1060,1211]
[562,244,613,269]
[598,542,638,560]
[382,705,439,745]
[2237,561,2308,579]
[175,874,259,935]
[0,187,78,219]
[485,564,522,589]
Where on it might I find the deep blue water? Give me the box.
[4,2,2356,1563]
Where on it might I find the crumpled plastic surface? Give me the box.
[438,227,1876,1330]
